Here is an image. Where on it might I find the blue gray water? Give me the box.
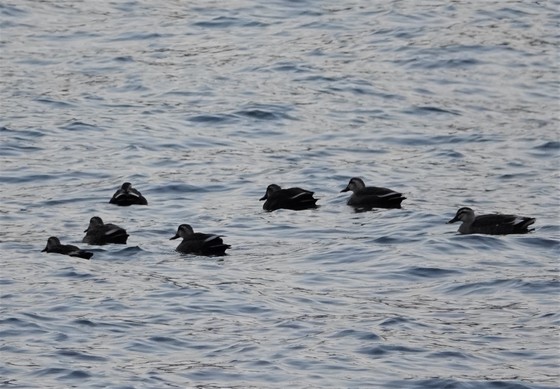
[1,1,559,388]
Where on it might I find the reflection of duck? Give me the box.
[447,207,536,235]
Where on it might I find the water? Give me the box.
[1,1,559,388]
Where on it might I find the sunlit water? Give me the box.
[1,1,559,388]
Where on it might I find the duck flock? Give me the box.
[42,179,537,260]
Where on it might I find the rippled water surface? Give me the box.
[1,1,559,388]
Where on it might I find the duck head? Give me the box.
[42,236,61,252]
[447,207,475,224]
[170,224,194,240]
[259,184,281,201]
[84,216,104,232]
[341,177,366,193]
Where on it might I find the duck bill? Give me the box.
[170,234,179,240]
[84,228,89,233]
[259,194,267,201]
[41,246,48,252]
[340,186,350,193]
[447,216,459,224]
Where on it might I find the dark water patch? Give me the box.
[0,317,42,328]
[17,58,59,66]
[443,279,522,296]
[32,367,70,378]
[21,312,58,322]
[403,105,462,116]
[72,319,97,327]
[387,378,553,389]
[114,55,134,62]
[40,197,93,207]
[148,336,190,348]
[357,344,423,357]
[0,3,27,17]
[379,316,428,330]
[534,141,560,150]
[188,113,238,124]
[497,172,534,180]
[109,32,171,41]
[0,328,47,338]
[373,235,413,244]
[61,121,102,132]
[34,98,76,108]
[146,289,207,300]
[258,61,316,73]
[330,329,381,341]
[97,297,130,312]
[155,182,230,194]
[193,16,244,28]
[163,89,213,98]
[0,173,56,184]
[327,84,379,96]
[111,246,144,257]
[517,279,560,295]
[380,132,493,146]
[401,266,462,279]
[421,58,483,70]
[448,234,509,251]
[428,350,471,359]
[0,143,42,156]
[233,109,293,121]
[53,269,95,279]
[435,149,465,158]
[56,349,108,362]
[516,236,559,251]
[1,126,45,137]
[297,74,341,83]
[61,370,91,380]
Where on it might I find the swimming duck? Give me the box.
[447,207,536,235]
[109,182,148,206]
[260,184,318,211]
[82,216,129,245]
[170,224,230,256]
[341,177,406,209]
[42,237,93,260]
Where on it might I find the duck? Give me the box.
[82,216,129,245]
[109,182,148,206]
[170,224,230,256]
[341,177,406,209]
[447,207,536,235]
[42,237,93,260]
[259,184,318,211]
